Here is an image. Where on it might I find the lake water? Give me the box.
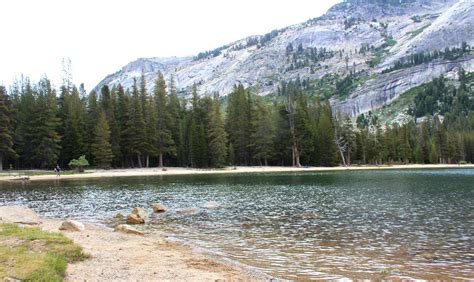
[1,169,473,280]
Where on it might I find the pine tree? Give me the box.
[91,111,113,168]
[250,98,275,166]
[168,75,185,166]
[0,86,16,171]
[31,77,62,168]
[100,85,121,166]
[60,85,87,166]
[317,102,338,166]
[208,94,228,167]
[125,78,146,167]
[115,85,131,166]
[86,91,100,164]
[154,72,175,167]
[226,85,253,165]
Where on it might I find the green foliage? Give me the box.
[6,69,473,169]
[383,43,471,74]
[0,86,16,171]
[91,111,113,168]
[407,23,431,38]
[68,155,89,171]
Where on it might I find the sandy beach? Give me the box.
[42,219,261,281]
[0,206,264,281]
[1,164,473,182]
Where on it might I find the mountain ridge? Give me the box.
[96,0,473,117]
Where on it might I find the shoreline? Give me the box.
[1,164,473,182]
[0,206,266,281]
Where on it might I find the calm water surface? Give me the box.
[1,169,473,280]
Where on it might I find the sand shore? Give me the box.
[1,164,473,182]
[42,219,261,281]
[0,206,264,281]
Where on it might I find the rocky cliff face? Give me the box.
[96,0,473,117]
[333,54,474,117]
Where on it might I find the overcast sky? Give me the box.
[0,0,341,90]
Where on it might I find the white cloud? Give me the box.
[0,0,341,90]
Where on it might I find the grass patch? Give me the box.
[0,224,88,281]
[407,24,431,38]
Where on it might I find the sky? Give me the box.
[0,0,341,90]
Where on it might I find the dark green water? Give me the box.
[1,169,473,280]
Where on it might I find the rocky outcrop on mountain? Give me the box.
[96,0,473,117]
[333,54,474,117]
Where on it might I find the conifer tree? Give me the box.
[126,78,147,167]
[115,85,131,166]
[154,72,175,167]
[31,77,61,168]
[208,94,228,167]
[100,85,121,166]
[91,110,113,168]
[317,103,338,166]
[60,86,87,166]
[86,91,100,163]
[0,86,16,171]
[250,98,275,166]
[168,75,185,166]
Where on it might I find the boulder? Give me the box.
[59,220,85,232]
[126,207,148,224]
[0,206,41,225]
[152,203,166,213]
[132,207,148,220]
[114,224,144,235]
[126,213,144,224]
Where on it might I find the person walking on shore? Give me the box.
[54,165,61,177]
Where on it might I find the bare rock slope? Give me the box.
[96,0,473,117]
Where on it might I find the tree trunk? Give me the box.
[338,147,346,167]
[159,153,164,168]
[0,154,3,171]
[292,143,301,167]
[146,155,150,168]
[137,154,142,168]
[264,158,268,166]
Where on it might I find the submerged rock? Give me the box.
[176,208,200,216]
[152,203,166,213]
[126,207,148,224]
[59,220,85,232]
[114,224,145,235]
[202,201,220,209]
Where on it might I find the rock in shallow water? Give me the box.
[126,207,148,224]
[176,208,200,216]
[202,201,220,209]
[59,220,85,232]
[152,203,166,213]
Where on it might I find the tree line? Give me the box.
[0,70,473,171]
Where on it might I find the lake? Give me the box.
[1,169,473,280]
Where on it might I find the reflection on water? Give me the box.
[1,169,473,280]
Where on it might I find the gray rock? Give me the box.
[0,205,41,225]
[59,220,85,232]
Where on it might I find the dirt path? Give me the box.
[40,219,262,281]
